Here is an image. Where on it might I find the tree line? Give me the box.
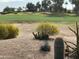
[1,0,79,15]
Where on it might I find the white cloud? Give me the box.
[0,0,23,2]
[62,0,75,10]
[62,3,75,10]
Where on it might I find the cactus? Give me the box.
[54,37,64,59]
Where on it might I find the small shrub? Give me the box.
[37,22,59,35]
[33,23,59,40]
[0,24,19,39]
[6,24,19,39]
[32,32,49,40]
[40,41,51,52]
[0,24,9,39]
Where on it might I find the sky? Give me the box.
[0,0,75,12]
[62,0,75,10]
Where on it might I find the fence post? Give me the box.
[54,37,64,59]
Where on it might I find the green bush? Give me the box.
[37,23,59,35]
[6,24,19,39]
[0,24,19,39]
[0,24,9,39]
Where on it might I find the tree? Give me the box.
[41,0,64,12]
[17,7,22,12]
[42,0,48,11]
[36,2,41,12]
[3,7,10,12]
[70,0,79,15]
[47,0,52,12]
[3,6,15,13]
[41,0,52,11]
[52,0,64,12]
[26,3,36,12]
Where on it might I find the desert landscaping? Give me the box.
[0,0,79,59]
[0,23,76,59]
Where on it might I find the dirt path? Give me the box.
[0,23,76,59]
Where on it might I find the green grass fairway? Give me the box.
[0,13,78,23]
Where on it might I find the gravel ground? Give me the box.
[0,23,76,59]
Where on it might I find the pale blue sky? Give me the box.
[0,0,75,12]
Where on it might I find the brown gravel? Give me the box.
[0,23,76,59]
